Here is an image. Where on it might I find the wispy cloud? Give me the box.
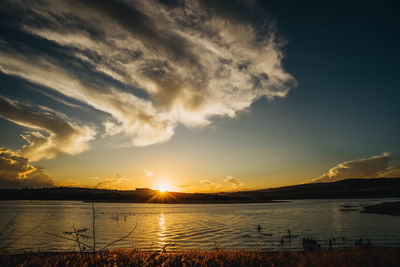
[0,0,296,147]
[0,147,55,188]
[144,169,153,178]
[200,176,245,191]
[94,173,127,189]
[0,97,95,161]
[177,184,192,188]
[224,176,245,189]
[200,179,219,191]
[303,153,400,183]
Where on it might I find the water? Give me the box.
[1,199,400,252]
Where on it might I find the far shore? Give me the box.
[362,201,400,216]
[84,199,287,204]
[1,178,400,204]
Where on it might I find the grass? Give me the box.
[1,247,400,266]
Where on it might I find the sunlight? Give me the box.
[156,183,171,193]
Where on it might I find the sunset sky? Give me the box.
[0,0,399,192]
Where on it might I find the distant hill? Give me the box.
[223,178,400,200]
[0,178,399,203]
[0,187,248,204]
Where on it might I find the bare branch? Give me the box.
[100,223,137,251]
[45,232,93,251]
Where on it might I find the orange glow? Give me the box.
[146,186,178,203]
[154,182,172,193]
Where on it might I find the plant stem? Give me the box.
[92,202,96,253]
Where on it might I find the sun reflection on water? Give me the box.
[157,213,166,248]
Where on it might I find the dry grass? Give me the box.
[1,248,400,267]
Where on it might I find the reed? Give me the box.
[1,247,399,267]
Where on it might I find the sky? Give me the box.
[0,0,399,192]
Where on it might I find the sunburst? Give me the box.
[155,183,171,193]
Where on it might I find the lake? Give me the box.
[1,199,400,252]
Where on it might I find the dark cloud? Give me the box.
[303,153,400,183]
[0,0,296,147]
[0,97,95,161]
[70,0,199,65]
[0,147,55,188]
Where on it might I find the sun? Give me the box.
[147,181,178,203]
[156,183,171,193]
[159,185,168,193]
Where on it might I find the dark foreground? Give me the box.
[1,248,400,267]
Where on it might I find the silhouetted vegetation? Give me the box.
[302,238,321,251]
[0,187,252,203]
[0,178,399,203]
[1,248,400,266]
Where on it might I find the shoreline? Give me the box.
[362,201,400,216]
[83,199,288,204]
[1,178,400,204]
[0,197,399,205]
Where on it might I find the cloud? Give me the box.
[223,176,245,188]
[177,184,191,188]
[144,169,153,178]
[303,153,400,183]
[200,179,219,190]
[0,97,95,161]
[379,167,400,178]
[0,147,55,188]
[201,176,245,191]
[94,173,126,189]
[0,0,296,147]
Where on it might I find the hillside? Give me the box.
[224,178,400,200]
[0,178,399,203]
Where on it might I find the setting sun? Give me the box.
[156,183,171,193]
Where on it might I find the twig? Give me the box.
[162,243,175,253]
[92,203,96,252]
[1,221,41,252]
[0,218,15,237]
[45,232,93,251]
[72,225,82,252]
[100,223,137,251]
